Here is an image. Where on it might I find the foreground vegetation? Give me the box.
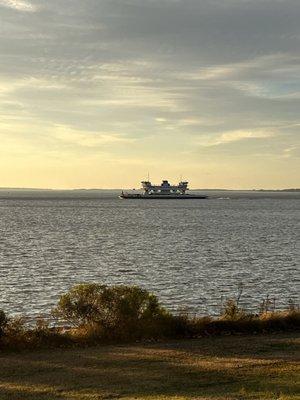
[0,284,299,351]
[0,284,299,399]
[0,333,299,399]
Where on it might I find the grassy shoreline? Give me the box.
[1,284,299,351]
[0,332,299,400]
[1,284,299,399]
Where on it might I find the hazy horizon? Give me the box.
[0,0,299,188]
[0,186,299,192]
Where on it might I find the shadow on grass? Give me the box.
[144,332,300,361]
[0,334,299,399]
[0,384,65,400]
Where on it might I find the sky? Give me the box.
[0,0,299,189]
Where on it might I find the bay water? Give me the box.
[0,190,299,318]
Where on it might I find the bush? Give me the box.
[1,315,74,350]
[1,285,299,351]
[220,299,249,321]
[0,310,8,338]
[2,316,30,349]
[52,284,169,340]
[32,317,70,348]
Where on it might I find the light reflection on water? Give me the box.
[0,191,299,318]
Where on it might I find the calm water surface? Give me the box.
[0,191,299,317]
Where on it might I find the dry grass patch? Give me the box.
[0,333,299,400]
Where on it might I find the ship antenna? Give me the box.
[147,172,150,182]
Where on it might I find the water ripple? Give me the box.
[0,196,299,317]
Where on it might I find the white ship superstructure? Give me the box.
[141,180,188,195]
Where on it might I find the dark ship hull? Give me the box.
[119,194,207,199]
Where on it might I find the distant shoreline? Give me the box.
[0,188,299,192]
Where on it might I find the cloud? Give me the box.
[214,130,274,146]
[195,129,275,148]
[0,0,299,187]
[52,125,135,148]
[190,54,300,81]
[0,0,37,12]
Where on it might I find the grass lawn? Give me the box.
[0,333,299,400]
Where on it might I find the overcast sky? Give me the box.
[0,0,299,188]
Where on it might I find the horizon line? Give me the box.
[0,187,299,192]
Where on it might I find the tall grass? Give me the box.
[0,283,299,351]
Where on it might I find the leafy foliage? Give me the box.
[52,284,168,340]
[0,284,299,350]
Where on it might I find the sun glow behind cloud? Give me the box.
[0,0,36,12]
[0,0,299,188]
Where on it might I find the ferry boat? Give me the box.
[119,180,207,199]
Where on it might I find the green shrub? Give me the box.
[1,285,299,351]
[52,284,169,340]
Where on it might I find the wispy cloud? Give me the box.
[198,130,275,147]
[52,125,135,148]
[0,0,299,188]
[0,0,37,12]
[191,54,300,81]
